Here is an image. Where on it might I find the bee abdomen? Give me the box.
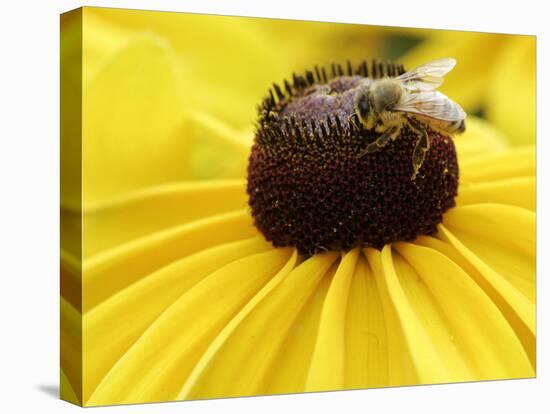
[450,119,466,133]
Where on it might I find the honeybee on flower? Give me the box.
[352,58,466,179]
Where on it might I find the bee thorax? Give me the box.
[370,79,403,112]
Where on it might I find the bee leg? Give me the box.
[406,117,431,180]
[410,128,430,180]
[357,126,398,158]
[347,112,360,130]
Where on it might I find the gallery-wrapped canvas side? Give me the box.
[60,7,83,407]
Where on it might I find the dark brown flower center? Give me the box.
[247,60,459,256]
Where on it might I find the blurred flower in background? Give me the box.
[60,7,536,406]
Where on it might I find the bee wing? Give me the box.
[393,90,466,122]
[396,58,456,91]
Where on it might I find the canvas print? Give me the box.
[60,6,536,407]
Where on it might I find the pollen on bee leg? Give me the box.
[411,129,430,180]
[247,60,459,256]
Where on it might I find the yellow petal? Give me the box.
[442,204,535,301]
[82,7,136,83]
[395,242,533,379]
[365,246,447,385]
[83,210,257,312]
[87,248,293,406]
[413,235,534,336]
[175,250,299,399]
[344,255,389,389]
[460,146,535,183]
[434,221,536,368]
[456,177,535,211]
[486,36,536,145]
[306,248,359,391]
[83,35,188,204]
[180,252,338,400]
[393,250,474,377]
[186,111,251,180]
[83,237,272,398]
[79,180,247,257]
[454,116,509,162]
[262,262,336,396]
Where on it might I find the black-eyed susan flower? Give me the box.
[60,7,536,407]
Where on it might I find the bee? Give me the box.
[352,58,466,180]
